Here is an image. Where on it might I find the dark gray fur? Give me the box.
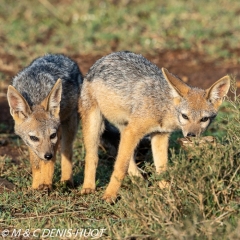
[86,51,169,90]
[86,51,165,83]
[85,51,173,111]
[12,54,82,121]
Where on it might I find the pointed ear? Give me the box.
[7,85,31,122]
[41,79,62,118]
[206,76,230,109]
[162,68,190,98]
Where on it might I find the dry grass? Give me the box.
[0,1,239,238]
[0,86,239,239]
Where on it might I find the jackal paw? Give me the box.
[102,193,117,204]
[38,184,52,191]
[128,169,143,178]
[81,188,95,195]
[158,180,170,189]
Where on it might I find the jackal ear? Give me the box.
[206,76,230,109]
[162,68,190,98]
[7,85,31,122]
[41,79,62,118]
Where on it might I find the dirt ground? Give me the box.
[0,50,240,161]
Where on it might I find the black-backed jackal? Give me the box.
[80,51,230,203]
[7,54,82,190]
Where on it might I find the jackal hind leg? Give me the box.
[60,111,79,187]
[151,132,170,189]
[103,121,146,203]
[30,147,57,190]
[81,106,104,194]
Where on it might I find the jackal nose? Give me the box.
[44,153,53,160]
[187,132,196,137]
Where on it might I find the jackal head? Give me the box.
[7,79,62,161]
[162,68,230,137]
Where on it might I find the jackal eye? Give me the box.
[50,133,57,139]
[182,114,189,120]
[29,136,39,142]
[200,117,209,122]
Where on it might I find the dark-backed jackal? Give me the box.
[7,54,82,190]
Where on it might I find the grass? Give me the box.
[0,87,239,239]
[0,0,240,65]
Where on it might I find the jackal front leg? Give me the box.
[29,148,56,190]
[103,123,144,203]
[60,112,78,187]
[151,132,170,189]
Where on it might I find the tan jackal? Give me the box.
[79,51,230,202]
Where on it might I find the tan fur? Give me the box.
[30,147,56,190]
[8,85,32,124]
[162,68,190,97]
[127,155,142,178]
[151,132,169,173]
[40,78,62,118]
[102,118,151,201]
[80,58,230,203]
[7,79,77,189]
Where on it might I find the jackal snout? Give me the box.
[180,117,212,137]
[44,153,53,160]
[183,125,204,138]
[187,132,196,137]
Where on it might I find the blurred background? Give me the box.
[0,0,240,72]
